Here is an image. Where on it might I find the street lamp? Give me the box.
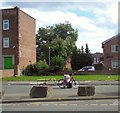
[49,46,50,66]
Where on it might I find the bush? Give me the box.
[22,60,49,76]
[22,63,38,76]
[36,60,49,70]
[93,63,104,70]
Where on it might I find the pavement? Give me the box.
[1,80,120,104]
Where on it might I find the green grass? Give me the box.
[2,75,120,81]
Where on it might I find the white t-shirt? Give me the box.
[64,74,70,83]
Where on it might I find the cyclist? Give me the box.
[63,73,72,88]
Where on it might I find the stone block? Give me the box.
[77,86,95,96]
[30,86,52,98]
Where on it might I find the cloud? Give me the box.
[1,0,119,53]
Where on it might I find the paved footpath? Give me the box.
[1,81,120,103]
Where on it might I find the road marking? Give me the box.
[54,104,58,106]
[90,104,98,106]
[109,104,118,106]
[26,103,30,106]
[69,104,77,106]
[59,104,67,106]
[85,104,89,106]
[100,104,108,106]
[41,104,49,106]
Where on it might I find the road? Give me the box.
[2,99,119,111]
[1,83,119,111]
[2,84,119,98]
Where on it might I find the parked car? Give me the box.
[78,66,95,72]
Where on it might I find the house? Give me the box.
[0,7,36,77]
[92,52,103,65]
[102,34,120,72]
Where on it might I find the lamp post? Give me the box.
[49,46,50,66]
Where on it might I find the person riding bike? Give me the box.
[63,73,72,88]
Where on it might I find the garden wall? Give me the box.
[0,70,14,78]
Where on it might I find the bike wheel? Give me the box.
[57,79,66,88]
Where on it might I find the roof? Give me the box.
[102,33,120,45]
[2,6,35,20]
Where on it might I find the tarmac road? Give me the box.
[1,83,119,102]
[2,99,119,111]
[1,81,120,112]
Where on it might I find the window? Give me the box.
[3,37,9,48]
[111,45,120,53]
[111,60,120,68]
[3,19,9,30]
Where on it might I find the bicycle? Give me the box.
[57,73,79,89]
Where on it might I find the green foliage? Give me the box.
[36,60,49,70]
[36,21,78,63]
[50,38,68,59]
[51,56,65,71]
[22,60,49,76]
[71,44,93,70]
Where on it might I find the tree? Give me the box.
[51,56,65,71]
[50,37,68,59]
[85,43,93,66]
[36,21,78,65]
[71,47,81,70]
[71,44,93,70]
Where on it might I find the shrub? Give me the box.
[22,60,49,76]
[93,63,104,70]
[22,63,38,76]
[36,60,49,70]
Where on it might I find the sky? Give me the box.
[0,0,119,53]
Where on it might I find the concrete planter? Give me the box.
[77,86,95,96]
[30,86,51,98]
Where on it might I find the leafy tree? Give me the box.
[50,37,68,59]
[71,47,81,70]
[36,21,78,64]
[71,44,93,70]
[51,56,65,71]
[85,43,93,66]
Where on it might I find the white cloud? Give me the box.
[1,1,118,53]
[107,3,118,24]
[22,5,117,53]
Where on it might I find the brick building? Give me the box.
[92,52,103,65]
[0,7,36,77]
[102,34,120,72]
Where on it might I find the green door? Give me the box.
[4,57,13,69]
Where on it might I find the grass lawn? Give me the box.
[2,75,120,81]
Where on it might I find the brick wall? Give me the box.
[2,8,19,65]
[18,9,36,72]
[0,10,2,69]
[0,70,14,78]
[103,37,119,70]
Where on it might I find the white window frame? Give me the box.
[3,19,9,30]
[111,45,120,53]
[3,37,9,48]
[111,60,120,68]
